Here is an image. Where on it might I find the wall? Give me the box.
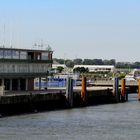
[0,63,49,74]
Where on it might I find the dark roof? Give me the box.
[0,47,53,53]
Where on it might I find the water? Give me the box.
[0,94,140,140]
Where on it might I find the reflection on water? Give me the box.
[0,94,140,140]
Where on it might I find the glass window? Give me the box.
[42,52,48,60]
[0,50,3,58]
[4,50,12,59]
[20,51,27,59]
[12,50,19,59]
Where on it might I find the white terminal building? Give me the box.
[0,47,53,91]
[73,65,115,73]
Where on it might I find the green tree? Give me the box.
[73,58,83,65]
[83,59,93,65]
[65,59,74,67]
[73,67,89,73]
[92,59,103,65]
[56,66,64,73]
[54,58,65,64]
[109,59,116,65]
[132,62,140,68]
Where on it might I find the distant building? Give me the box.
[73,65,115,73]
[125,69,140,81]
[0,47,53,91]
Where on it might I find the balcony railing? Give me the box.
[0,63,50,74]
[0,58,53,64]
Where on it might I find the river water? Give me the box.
[0,94,140,140]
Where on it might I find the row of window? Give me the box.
[94,68,112,71]
[0,63,49,73]
[0,50,49,60]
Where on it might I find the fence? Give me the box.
[34,78,81,89]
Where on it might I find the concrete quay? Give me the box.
[0,90,66,116]
[0,87,114,116]
[0,77,131,116]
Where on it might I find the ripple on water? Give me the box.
[0,94,140,140]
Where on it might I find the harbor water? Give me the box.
[0,94,140,140]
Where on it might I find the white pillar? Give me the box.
[10,79,12,91]
[1,79,5,92]
[18,79,20,91]
[0,79,5,95]
[45,77,48,90]
[1,79,4,86]
[25,78,28,91]
[39,77,41,90]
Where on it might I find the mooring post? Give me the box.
[138,78,140,101]
[81,76,87,105]
[66,77,73,107]
[113,77,120,102]
[121,79,126,102]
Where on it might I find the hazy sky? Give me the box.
[0,0,140,62]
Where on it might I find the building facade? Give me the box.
[0,47,53,91]
[73,65,115,73]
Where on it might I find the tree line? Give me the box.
[54,58,140,69]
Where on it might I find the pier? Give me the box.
[0,87,112,116]
[0,76,131,116]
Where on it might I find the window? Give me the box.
[27,52,34,60]
[42,52,48,60]
[20,51,27,59]
[12,51,19,59]
[4,50,12,59]
[0,50,3,58]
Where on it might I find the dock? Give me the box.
[0,76,135,116]
[0,85,121,116]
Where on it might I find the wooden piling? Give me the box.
[138,78,140,101]
[121,79,126,102]
[81,76,87,105]
[113,77,120,102]
[66,77,73,107]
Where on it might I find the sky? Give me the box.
[0,0,140,62]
